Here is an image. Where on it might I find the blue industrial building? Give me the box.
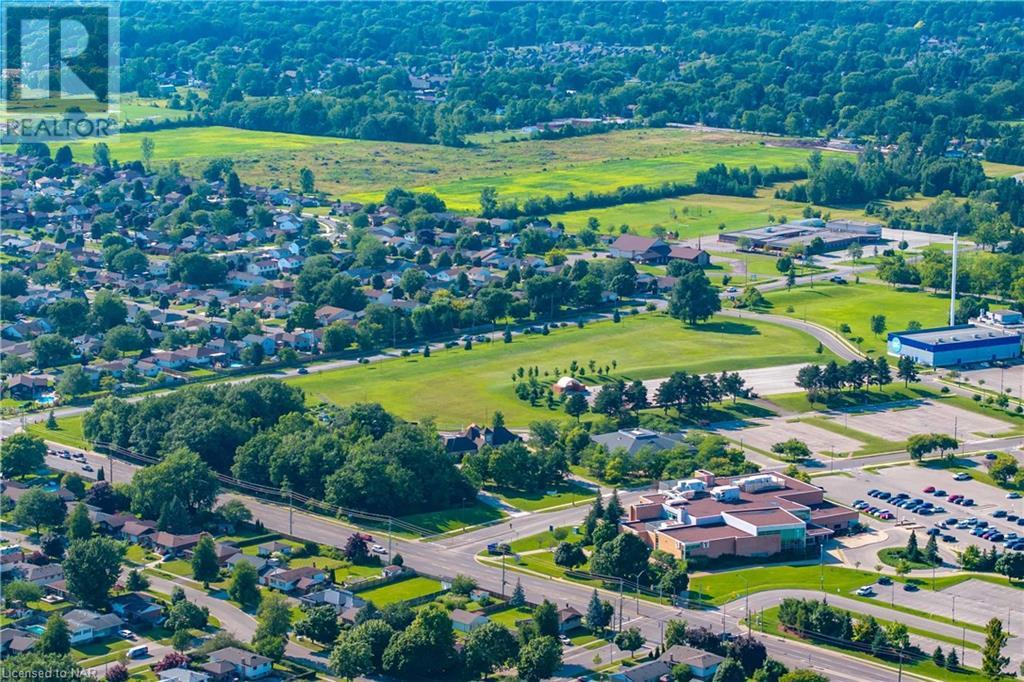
[887,324,1022,367]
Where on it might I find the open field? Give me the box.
[69,126,828,211]
[763,282,951,357]
[400,502,505,534]
[356,576,443,606]
[26,415,88,449]
[288,313,835,427]
[487,482,595,512]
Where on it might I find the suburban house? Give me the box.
[225,553,270,574]
[0,628,38,656]
[660,644,726,680]
[450,609,489,633]
[206,647,272,680]
[621,471,858,562]
[608,235,670,264]
[62,609,124,644]
[299,586,366,614]
[111,592,165,626]
[609,660,673,682]
[442,422,522,455]
[257,540,293,557]
[151,532,205,557]
[158,669,211,682]
[263,566,328,594]
[12,562,63,586]
[557,606,583,633]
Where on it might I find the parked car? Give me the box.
[923,486,935,493]
[942,535,957,543]
[953,472,971,481]
[1007,492,1021,499]
[984,452,999,460]
[903,583,919,592]
[855,586,874,596]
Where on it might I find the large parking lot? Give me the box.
[735,419,865,456]
[820,461,1024,550]
[831,401,1014,441]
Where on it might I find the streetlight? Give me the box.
[952,595,957,623]
[634,570,647,615]
[741,574,751,635]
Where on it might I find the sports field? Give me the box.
[287,313,834,427]
[69,126,828,211]
[764,282,951,357]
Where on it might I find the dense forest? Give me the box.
[121,2,1024,146]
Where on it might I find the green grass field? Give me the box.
[487,482,595,512]
[69,126,828,211]
[26,415,88,449]
[764,282,951,357]
[356,576,443,607]
[288,313,834,427]
[400,503,505,534]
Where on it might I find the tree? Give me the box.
[299,167,316,194]
[509,579,526,607]
[533,599,560,638]
[586,589,612,631]
[381,603,458,679]
[57,365,92,398]
[995,551,1024,582]
[589,531,651,580]
[897,355,919,386]
[166,599,209,632]
[462,621,519,677]
[554,541,586,568]
[295,604,341,645]
[517,635,562,682]
[714,657,747,682]
[905,531,921,562]
[982,617,1009,679]
[229,560,262,608]
[66,499,91,536]
[869,314,887,337]
[128,448,218,523]
[924,533,940,564]
[2,580,41,606]
[771,439,811,462]
[729,635,768,676]
[906,433,958,461]
[254,592,292,643]
[668,270,721,325]
[105,663,129,682]
[1,433,46,478]
[140,137,155,167]
[61,473,86,499]
[564,392,588,421]
[36,614,71,655]
[344,533,369,563]
[12,489,66,534]
[253,634,286,662]
[752,659,789,682]
[946,647,960,670]
[191,535,220,588]
[348,618,396,671]
[63,537,123,609]
[125,569,149,592]
[451,574,477,596]
[614,627,645,655]
[779,671,829,682]
[330,637,372,681]
[932,646,946,667]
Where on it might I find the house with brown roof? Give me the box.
[263,566,328,594]
[443,423,522,456]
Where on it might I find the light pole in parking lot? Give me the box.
[951,594,957,623]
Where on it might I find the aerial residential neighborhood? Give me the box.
[3,2,1024,682]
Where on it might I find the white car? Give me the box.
[953,472,970,481]
[118,629,135,639]
[371,544,387,554]
[855,586,874,596]
[559,634,572,645]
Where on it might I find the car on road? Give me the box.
[354,533,373,542]
[81,464,93,472]
[371,544,387,554]
[726,286,738,293]
[855,586,874,596]
[59,452,71,459]
[297,367,308,375]
[1007,492,1021,499]
[953,472,971,481]
[829,276,848,284]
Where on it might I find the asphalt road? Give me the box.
[40,447,948,681]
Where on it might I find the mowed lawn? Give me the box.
[287,313,833,427]
[357,576,442,607]
[764,283,951,357]
[26,415,88,449]
[549,191,822,239]
[70,126,826,211]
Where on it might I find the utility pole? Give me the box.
[897,650,903,682]
[288,491,293,536]
[387,517,393,558]
[618,578,624,632]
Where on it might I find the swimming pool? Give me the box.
[25,625,45,636]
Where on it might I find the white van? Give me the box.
[127,645,149,659]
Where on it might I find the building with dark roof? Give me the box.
[590,428,684,456]
[622,470,857,562]
[887,323,1021,367]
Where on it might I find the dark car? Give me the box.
[878,576,892,585]
[985,452,999,460]
[297,367,309,375]
[903,583,919,592]
[942,534,957,542]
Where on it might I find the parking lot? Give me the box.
[820,462,1024,551]
[832,401,1014,441]
[736,419,865,457]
